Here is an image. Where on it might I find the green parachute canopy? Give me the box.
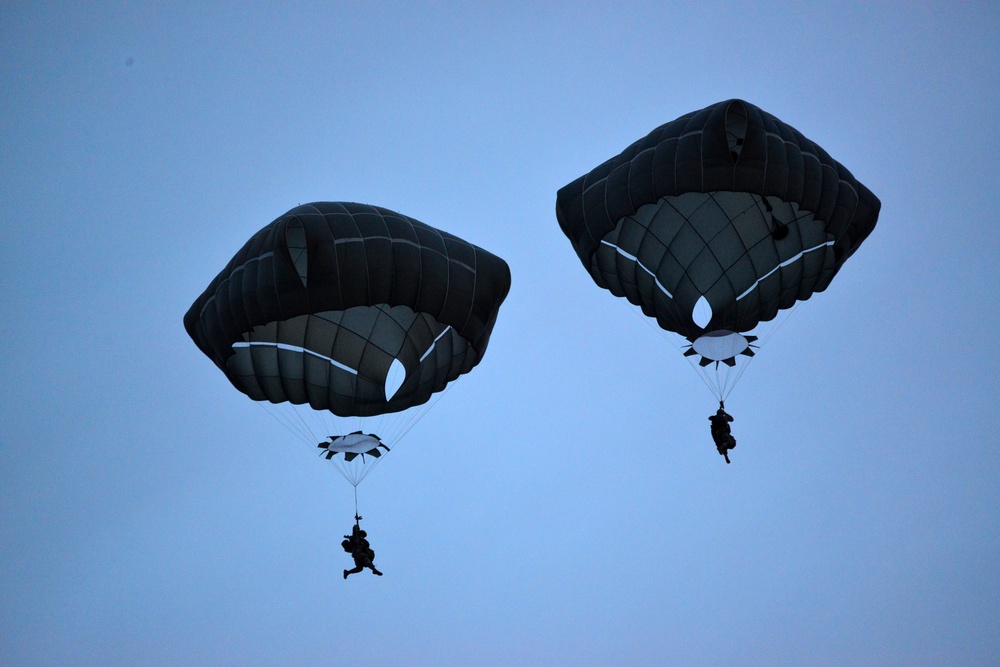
[185,202,511,418]
[556,99,879,372]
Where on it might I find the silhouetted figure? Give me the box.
[342,517,382,579]
[709,403,737,464]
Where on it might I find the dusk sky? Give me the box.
[3,3,998,665]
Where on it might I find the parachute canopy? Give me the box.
[185,202,511,417]
[556,99,879,361]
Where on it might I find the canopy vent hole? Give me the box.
[384,358,406,401]
[693,296,713,329]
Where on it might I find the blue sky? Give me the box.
[2,3,998,665]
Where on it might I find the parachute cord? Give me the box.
[354,486,360,522]
[395,382,452,442]
[291,405,322,443]
[251,374,455,492]
[256,401,315,446]
[723,302,801,398]
[626,303,724,401]
[326,451,361,486]
[340,382,454,488]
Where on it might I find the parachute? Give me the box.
[556,99,879,402]
[185,201,510,491]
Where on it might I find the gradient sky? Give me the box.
[3,3,998,666]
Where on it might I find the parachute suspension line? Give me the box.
[257,382,452,490]
[714,362,736,403]
[350,447,386,487]
[621,295,798,404]
[324,447,363,487]
[623,301,724,401]
[396,381,453,443]
[290,401,325,442]
[687,350,727,403]
[376,378,456,485]
[369,403,397,445]
[255,400,316,446]
[718,300,801,401]
[380,380,454,449]
[256,400,370,486]
[333,379,455,489]
[625,301,707,393]
[256,402,366,487]
[763,301,800,346]
[250,337,457,489]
